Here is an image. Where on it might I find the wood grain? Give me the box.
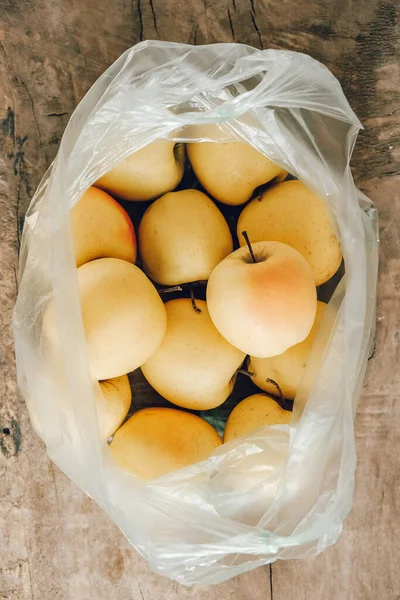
[0,0,399,598]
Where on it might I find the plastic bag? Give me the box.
[13,41,378,585]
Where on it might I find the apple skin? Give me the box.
[206,241,317,358]
[138,189,233,286]
[76,258,167,379]
[141,298,246,411]
[249,301,327,400]
[237,180,342,286]
[70,186,137,267]
[95,141,185,202]
[42,258,167,381]
[224,393,291,442]
[109,407,221,480]
[187,132,283,206]
[274,170,288,183]
[96,374,131,440]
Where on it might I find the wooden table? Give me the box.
[1,1,399,598]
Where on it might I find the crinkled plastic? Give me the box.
[13,41,378,585]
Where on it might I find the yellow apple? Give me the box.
[109,407,221,480]
[187,128,283,205]
[141,298,246,410]
[224,394,291,442]
[96,374,131,440]
[78,258,167,379]
[237,180,342,285]
[43,258,167,380]
[95,140,185,201]
[70,186,137,267]
[207,240,317,358]
[138,189,233,285]
[249,301,327,400]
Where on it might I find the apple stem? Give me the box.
[173,142,185,164]
[237,368,255,378]
[265,378,288,409]
[255,184,265,201]
[159,285,183,294]
[189,286,201,313]
[158,282,206,295]
[241,231,257,264]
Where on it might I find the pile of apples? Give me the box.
[44,127,342,481]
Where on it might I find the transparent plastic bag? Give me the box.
[13,41,378,585]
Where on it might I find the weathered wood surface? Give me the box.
[0,0,399,598]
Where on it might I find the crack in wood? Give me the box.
[19,77,41,149]
[270,564,273,599]
[227,7,235,40]
[250,11,263,49]
[68,21,89,68]
[13,265,18,293]
[1,106,15,138]
[149,0,158,34]
[368,341,377,361]
[136,0,144,41]
[0,105,31,249]
[380,170,400,177]
[138,583,145,600]
[26,551,35,600]
[50,462,61,518]
[193,24,200,45]
[14,134,30,249]
[248,0,263,48]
